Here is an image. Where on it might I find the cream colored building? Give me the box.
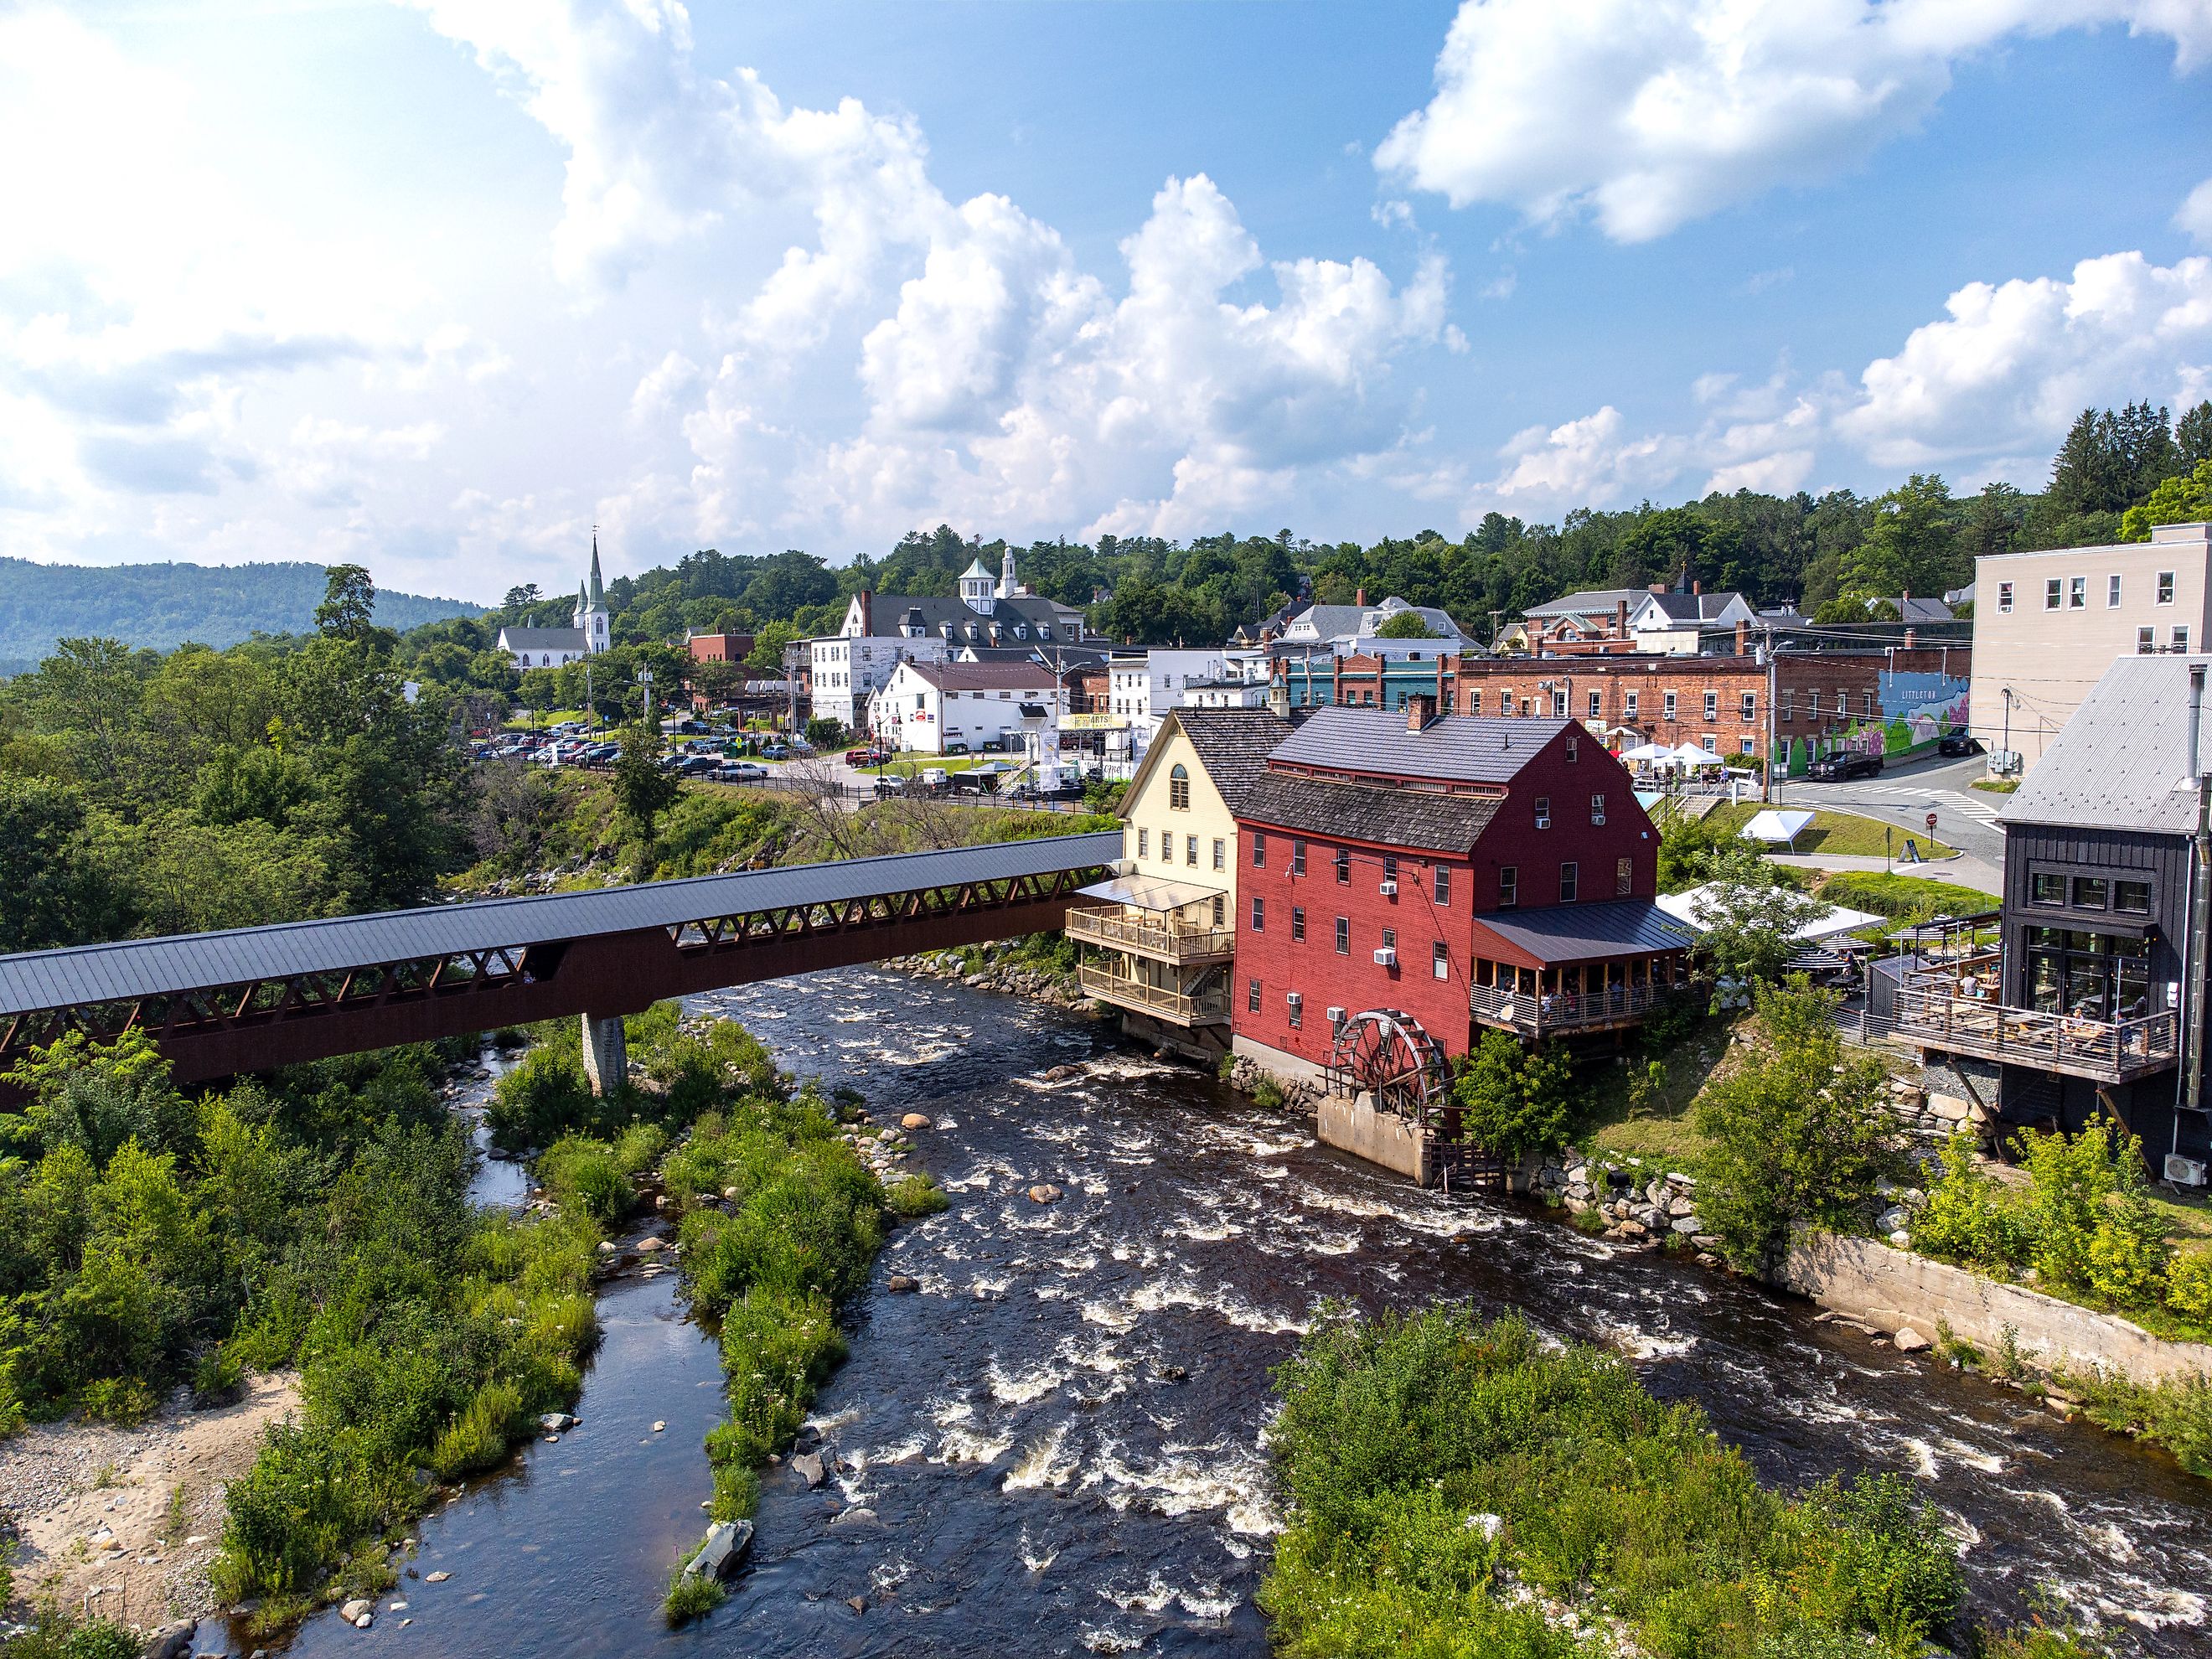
[1971,521,2212,773]
[1066,708,1289,1059]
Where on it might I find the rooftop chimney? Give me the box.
[859,588,874,635]
[1903,627,1917,649]
[1356,587,1368,607]
[1406,693,1437,731]
[1648,582,1667,595]
[1693,579,1702,597]
[1615,597,1628,637]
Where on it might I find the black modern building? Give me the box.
[1892,653,2211,1176]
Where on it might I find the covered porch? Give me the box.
[1466,900,1697,1038]
[1066,872,1233,1035]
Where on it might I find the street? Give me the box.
[1775,752,2006,867]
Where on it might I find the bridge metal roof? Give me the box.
[0,831,1122,1016]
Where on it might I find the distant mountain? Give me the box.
[0,558,482,672]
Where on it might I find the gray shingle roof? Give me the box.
[1238,771,1502,853]
[878,592,1083,644]
[0,832,1123,1016]
[1170,709,1294,814]
[1638,591,1745,623]
[2001,654,2212,836]
[498,627,588,650]
[1471,900,1696,966]
[1268,706,1560,786]
[1522,588,1647,619]
[906,661,1060,692]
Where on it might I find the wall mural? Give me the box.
[1772,668,1972,773]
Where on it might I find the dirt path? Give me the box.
[0,1374,298,1633]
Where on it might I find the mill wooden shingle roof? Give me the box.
[1237,772,1502,853]
[1170,709,1295,814]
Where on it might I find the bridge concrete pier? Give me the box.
[581,1013,628,1096]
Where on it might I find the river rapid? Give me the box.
[265,968,2211,1658]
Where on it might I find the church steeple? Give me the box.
[573,527,611,654]
[587,531,606,608]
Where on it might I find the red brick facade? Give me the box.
[1229,724,1659,1069]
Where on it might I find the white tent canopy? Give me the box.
[1656,884,1883,943]
[1622,741,1674,762]
[1738,809,1815,849]
[1672,742,1721,764]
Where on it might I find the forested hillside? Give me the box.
[0,557,478,672]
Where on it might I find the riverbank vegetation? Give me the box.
[1260,1305,2105,1659]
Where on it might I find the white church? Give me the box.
[497,538,613,670]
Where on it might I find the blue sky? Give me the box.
[3,1,2209,602]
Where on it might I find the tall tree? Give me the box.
[2178,400,2212,469]
[313,564,380,642]
[2048,407,2128,515]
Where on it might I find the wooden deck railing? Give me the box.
[1064,906,1236,965]
[1077,963,1229,1025]
[1469,979,1676,1035]
[1892,986,2178,1082]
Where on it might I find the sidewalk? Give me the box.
[1765,850,2003,895]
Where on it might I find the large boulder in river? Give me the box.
[901,1113,932,1130]
[1026,1184,1062,1204]
[684,1519,755,1581]
[791,1451,825,1490]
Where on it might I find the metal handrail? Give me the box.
[1469,979,1675,1033]
[1892,986,2178,1079]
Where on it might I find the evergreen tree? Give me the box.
[2113,400,2179,501]
[2179,400,2212,470]
[2048,408,2128,515]
[1961,482,2024,561]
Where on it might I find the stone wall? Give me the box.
[1776,1232,2212,1384]
[1316,1090,1427,1183]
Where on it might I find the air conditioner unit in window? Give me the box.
[1372,947,1398,968]
[1285,991,1303,1005]
[1326,1006,1346,1025]
[1534,814,1551,830]
[2165,1154,2208,1188]
[1377,880,1398,897]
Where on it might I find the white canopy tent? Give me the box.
[1737,809,1816,850]
[1622,741,1674,763]
[1655,884,1884,943]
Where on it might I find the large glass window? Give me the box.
[2025,929,2149,1021]
[2116,879,2152,915]
[2071,876,2108,910]
[2031,872,2065,906]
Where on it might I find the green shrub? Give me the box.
[1452,1031,1577,1160]
[1910,1130,2026,1271]
[76,1376,158,1424]
[2167,1249,2212,1325]
[536,1137,633,1227]
[884,1174,948,1218]
[428,1380,526,1480]
[1260,1305,1965,1659]
[2066,1370,2212,1478]
[1693,980,1902,1271]
[664,1557,728,1625]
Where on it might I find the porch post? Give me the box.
[581,1012,628,1096]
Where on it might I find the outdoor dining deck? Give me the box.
[1891,983,2178,1083]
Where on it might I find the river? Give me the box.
[262,968,2210,1657]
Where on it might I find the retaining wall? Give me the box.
[1777,1232,2212,1383]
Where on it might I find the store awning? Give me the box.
[1074,875,1224,912]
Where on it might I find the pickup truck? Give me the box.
[1806,751,1883,781]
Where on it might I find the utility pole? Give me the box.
[2001,686,2014,774]
[637,664,654,729]
[2184,665,2209,1130]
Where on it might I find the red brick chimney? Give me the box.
[1693,579,1702,597]
[1406,693,1436,731]
[1614,597,1628,638]
[1734,618,1749,656]
[859,588,875,635]
[1647,582,1667,595]
[1904,627,1917,649]
[1356,587,1367,607]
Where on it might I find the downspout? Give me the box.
[2182,662,2210,1160]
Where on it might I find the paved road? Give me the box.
[1775,753,2008,866]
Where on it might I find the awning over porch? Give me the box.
[1469,899,1696,969]
[1074,874,1224,912]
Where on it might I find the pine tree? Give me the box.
[2047,407,2129,514]
[1962,482,2024,561]
[2113,400,2178,501]
[2179,401,2212,469]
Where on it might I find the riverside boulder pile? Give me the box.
[1538,1151,1718,1250]
[885,943,1093,1008]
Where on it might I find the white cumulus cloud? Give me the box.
[1378,0,2212,241]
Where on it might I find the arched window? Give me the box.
[1169,763,1190,810]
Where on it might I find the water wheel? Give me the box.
[1327,1009,1452,1130]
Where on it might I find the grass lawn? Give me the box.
[1970,778,2020,794]
[1704,801,1956,860]
[505,707,594,732]
[872,752,1003,777]
[1575,1016,1734,1172]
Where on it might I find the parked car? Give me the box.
[844,745,886,765]
[1936,733,1982,757]
[1807,751,1884,781]
[921,767,949,789]
[760,742,791,761]
[712,760,768,783]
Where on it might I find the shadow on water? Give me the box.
[256,969,2212,1657]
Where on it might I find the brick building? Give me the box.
[1278,643,1972,775]
[1229,702,1691,1088]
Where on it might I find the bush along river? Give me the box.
[250,967,2212,1657]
